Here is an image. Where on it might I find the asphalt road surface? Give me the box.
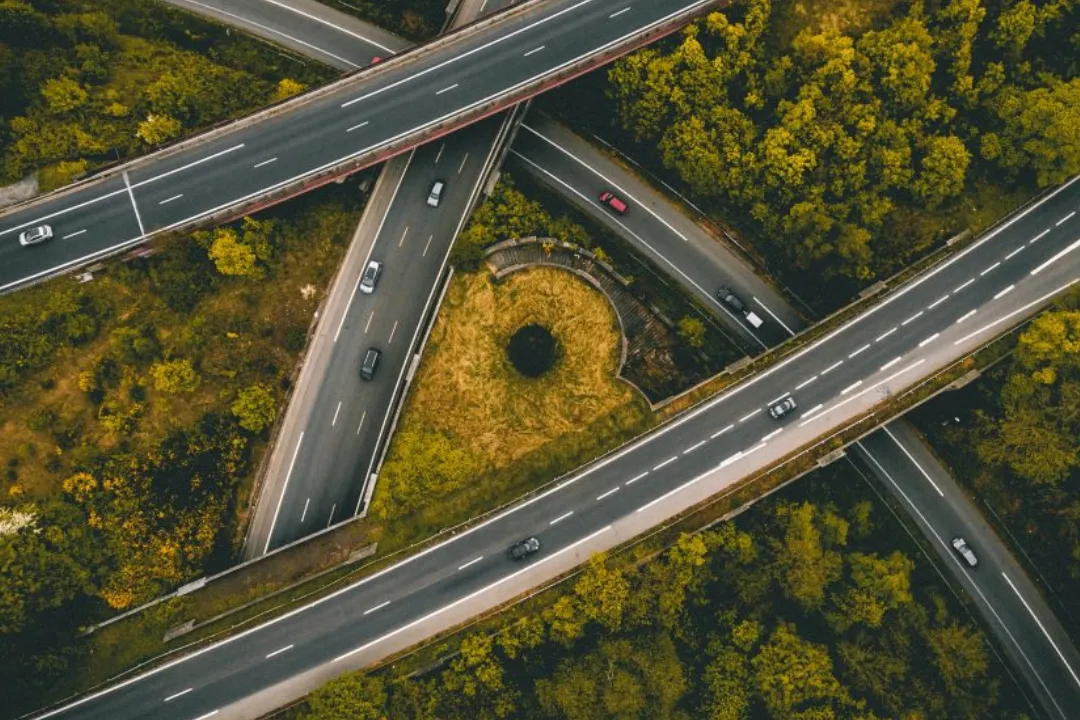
[33,168,1080,720]
[509,113,1080,719]
[0,0,715,293]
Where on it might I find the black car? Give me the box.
[360,348,381,380]
[508,536,541,560]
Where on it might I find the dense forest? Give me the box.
[299,468,1029,720]
[913,305,1080,638]
[0,0,331,190]
[549,0,1080,307]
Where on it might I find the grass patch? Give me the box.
[369,267,652,545]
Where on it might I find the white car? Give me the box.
[768,396,797,420]
[951,537,978,568]
[427,179,445,208]
[359,259,382,294]
[18,224,53,247]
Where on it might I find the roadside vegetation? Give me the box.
[321,0,447,42]
[911,301,1080,642]
[0,0,332,191]
[0,183,363,712]
[541,0,1079,311]
[296,460,1030,720]
[370,266,651,544]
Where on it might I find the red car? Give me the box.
[598,190,628,215]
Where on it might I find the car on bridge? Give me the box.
[768,396,797,420]
[360,259,382,294]
[18,224,53,247]
[508,536,540,560]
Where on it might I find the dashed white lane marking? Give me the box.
[549,510,574,525]
[918,333,940,347]
[653,456,678,471]
[388,320,398,344]
[880,357,902,371]
[332,401,342,427]
[609,6,631,17]
[953,277,976,293]
[711,424,734,439]
[994,284,1015,300]
[265,644,293,659]
[901,311,923,325]
[1030,228,1051,244]
[1056,211,1076,226]
[683,439,707,455]
[596,486,620,501]
[738,409,761,423]
[363,600,390,615]
[253,158,277,169]
[423,234,433,256]
[795,375,818,390]
[435,83,459,95]
[849,344,870,359]
[398,226,408,246]
[1004,246,1024,260]
[523,45,546,56]
[955,309,977,324]
[1000,572,1080,689]
[346,121,369,133]
[980,261,1001,276]
[800,359,926,427]
[434,143,445,163]
[875,327,897,342]
[753,297,795,336]
[821,360,843,375]
[62,229,87,239]
[1031,237,1080,275]
[927,294,949,310]
[327,504,336,526]
[356,410,366,435]
[158,194,183,205]
[801,404,823,419]
[625,471,648,485]
[841,380,862,395]
[300,498,310,524]
[364,311,374,334]
[458,153,469,174]
[192,712,218,720]
[637,439,773,517]
[954,280,1079,346]
[164,688,192,702]
[457,556,483,571]
[761,428,782,442]
[768,391,791,405]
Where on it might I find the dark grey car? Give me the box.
[508,536,540,560]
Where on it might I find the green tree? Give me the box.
[992,0,1037,53]
[209,228,261,278]
[372,428,482,516]
[911,135,970,208]
[771,502,845,610]
[272,78,306,102]
[151,358,200,394]
[926,623,989,691]
[677,316,706,348]
[136,113,182,146]
[995,78,1080,186]
[303,672,387,720]
[751,623,850,719]
[574,554,630,630]
[41,77,88,115]
[231,384,277,433]
[830,551,914,629]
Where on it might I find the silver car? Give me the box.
[427,179,445,208]
[768,396,797,420]
[951,537,978,568]
[359,259,382,294]
[18,224,53,247]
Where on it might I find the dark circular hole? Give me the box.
[507,323,556,378]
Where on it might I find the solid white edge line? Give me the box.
[164,688,192,702]
[954,280,1079,346]
[457,556,483,571]
[132,143,246,191]
[192,712,219,720]
[333,526,612,662]
[1000,571,1080,689]
[246,0,396,52]
[856,441,1066,719]
[262,432,304,554]
[917,333,939,348]
[800,360,926,428]
[33,171,1080,718]
[265,644,294,659]
[882,426,945,497]
[761,428,782,443]
[1031,237,1080,276]
[753,296,796,336]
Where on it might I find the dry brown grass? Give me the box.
[407,267,641,469]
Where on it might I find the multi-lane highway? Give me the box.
[0,0,716,293]
[33,155,1080,719]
